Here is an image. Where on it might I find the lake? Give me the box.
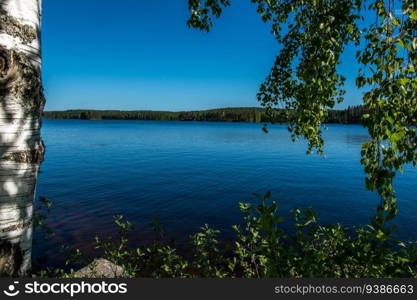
[33,120,417,268]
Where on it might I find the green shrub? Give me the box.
[66,192,417,278]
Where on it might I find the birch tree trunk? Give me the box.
[0,0,44,276]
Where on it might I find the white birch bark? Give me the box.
[0,0,43,276]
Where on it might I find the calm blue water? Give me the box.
[33,120,417,267]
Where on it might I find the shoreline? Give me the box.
[42,106,365,124]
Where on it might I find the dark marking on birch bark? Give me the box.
[1,220,32,233]
[0,53,8,75]
[0,48,11,78]
[0,8,37,45]
[0,241,24,276]
[1,145,45,164]
[0,46,45,116]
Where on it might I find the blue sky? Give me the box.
[42,0,363,111]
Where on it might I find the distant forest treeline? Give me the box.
[43,106,366,124]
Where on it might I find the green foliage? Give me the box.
[188,0,363,154]
[95,216,189,278]
[33,197,54,244]
[187,0,417,229]
[53,192,417,278]
[94,215,138,276]
[357,0,417,230]
[191,224,229,277]
[187,0,231,31]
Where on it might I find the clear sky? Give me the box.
[42,0,363,111]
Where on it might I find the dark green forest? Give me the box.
[43,106,366,124]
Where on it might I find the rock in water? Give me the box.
[74,259,128,278]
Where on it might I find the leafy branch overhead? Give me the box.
[187,0,417,229]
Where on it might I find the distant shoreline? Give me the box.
[43,106,365,124]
